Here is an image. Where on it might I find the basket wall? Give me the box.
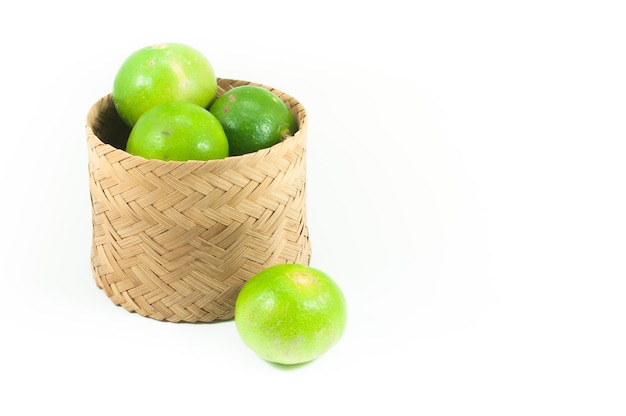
[86,78,311,323]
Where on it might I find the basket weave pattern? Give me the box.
[86,79,311,323]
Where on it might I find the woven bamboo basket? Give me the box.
[86,78,311,323]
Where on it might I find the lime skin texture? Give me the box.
[125,101,228,162]
[235,264,348,366]
[113,42,217,127]
[209,85,297,156]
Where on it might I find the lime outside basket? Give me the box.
[85,78,311,323]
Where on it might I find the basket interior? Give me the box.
[89,79,304,154]
[90,98,132,150]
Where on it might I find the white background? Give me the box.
[1,1,625,415]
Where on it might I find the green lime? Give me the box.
[235,263,347,366]
[209,85,298,156]
[125,101,228,162]
[113,42,217,127]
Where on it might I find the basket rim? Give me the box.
[86,77,308,168]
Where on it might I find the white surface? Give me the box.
[1,1,625,415]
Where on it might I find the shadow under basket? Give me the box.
[86,78,311,323]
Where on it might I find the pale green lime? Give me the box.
[125,101,228,162]
[235,264,347,365]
